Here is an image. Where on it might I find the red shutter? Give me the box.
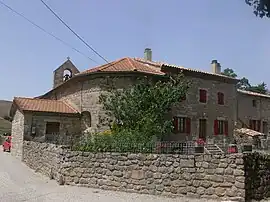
[217,93,221,104]
[257,120,261,132]
[214,120,218,135]
[252,120,256,130]
[224,121,228,136]
[249,120,252,129]
[173,117,178,133]
[186,118,191,134]
[218,92,224,105]
[200,90,207,103]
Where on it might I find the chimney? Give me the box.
[144,48,152,61]
[211,60,221,74]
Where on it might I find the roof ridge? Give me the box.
[14,97,58,102]
[98,57,128,71]
[61,100,80,113]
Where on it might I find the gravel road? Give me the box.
[0,151,221,202]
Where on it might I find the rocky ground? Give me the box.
[0,151,227,202]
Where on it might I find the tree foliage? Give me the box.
[246,0,270,18]
[221,68,237,78]
[99,73,191,142]
[222,68,268,94]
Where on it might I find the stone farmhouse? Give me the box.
[9,49,270,159]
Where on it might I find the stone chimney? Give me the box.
[211,60,221,74]
[144,48,152,61]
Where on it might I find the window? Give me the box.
[252,100,257,107]
[214,119,228,136]
[45,122,60,134]
[81,111,91,128]
[199,89,207,103]
[249,120,261,132]
[173,117,191,134]
[217,92,224,105]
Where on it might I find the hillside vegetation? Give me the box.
[0,100,12,134]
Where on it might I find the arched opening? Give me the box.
[81,111,91,130]
[63,69,72,81]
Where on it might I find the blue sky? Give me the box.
[0,0,269,101]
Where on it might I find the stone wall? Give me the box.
[22,141,64,181]
[22,141,245,201]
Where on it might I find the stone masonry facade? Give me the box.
[23,141,246,201]
[43,73,237,142]
[237,90,270,135]
[11,110,24,159]
[11,111,80,159]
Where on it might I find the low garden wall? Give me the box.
[22,141,246,201]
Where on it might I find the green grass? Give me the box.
[0,100,12,135]
[0,117,11,134]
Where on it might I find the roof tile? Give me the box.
[14,97,78,114]
[79,57,164,76]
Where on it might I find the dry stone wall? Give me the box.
[22,141,245,201]
[22,141,65,181]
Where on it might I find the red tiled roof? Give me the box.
[79,57,238,80]
[79,57,165,76]
[13,97,78,114]
[237,89,270,99]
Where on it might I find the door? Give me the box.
[199,119,207,141]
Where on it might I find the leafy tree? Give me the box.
[221,68,238,78]
[237,77,251,90]
[99,73,191,143]
[246,0,270,18]
[221,68,268,94]
[249,82,268,94]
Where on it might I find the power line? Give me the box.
[40,0,109,63]
[0,0,99,64]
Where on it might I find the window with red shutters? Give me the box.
[217,92,224,105]
[199,89,207,103]
[249,119,261,131]
[214,120,228,135]
[172,117,190,134]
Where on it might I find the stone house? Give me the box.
[10,49,240,159]
[237,89,270,135]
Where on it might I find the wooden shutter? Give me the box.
[218,92,224,105]
[200,90,207,103]
[214,120,218,135]
[224,121,228,136]
[257,120,261,132]
[186,118,191,134]
[173,117,178,133]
